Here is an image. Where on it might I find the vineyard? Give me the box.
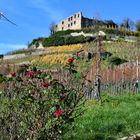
[1,42,140,84]
[31,44,82,68]
[0,39,140,140]
[48,44,82,53]
[29,40,140,97]
[85,64,140,99]
[31,53,69,66]
[83,41,140,97]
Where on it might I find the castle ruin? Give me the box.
[54,12,117,32]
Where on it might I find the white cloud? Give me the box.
[0,43,27,54]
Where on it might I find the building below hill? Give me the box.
[54,11,118,32]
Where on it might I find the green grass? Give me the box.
[62,94,140,140]
[75,58,94,73]
[103,41,140,61]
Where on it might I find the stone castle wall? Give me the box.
[54,12,82,32]
[54,12,117,32]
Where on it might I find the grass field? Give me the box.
[62,94,140,140]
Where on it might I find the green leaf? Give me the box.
[49,107,56,113]
[43,90,49,94]
[75,72,81,79]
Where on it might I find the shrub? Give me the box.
[101,51,112,60]
[0,54,4,59]
[52,29,81,37]
[42,36,95,47]
[108,56,128,66]
[28,37,45,48]
[0,60,85,140]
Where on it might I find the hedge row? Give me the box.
[42,35,95,47]
[52,28,140,37]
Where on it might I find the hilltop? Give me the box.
[28,28,139,49]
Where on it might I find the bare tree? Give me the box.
[93,12,101,28]
[120,18,134,30]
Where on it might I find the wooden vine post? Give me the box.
[94,31,105,100]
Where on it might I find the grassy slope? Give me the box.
[63,94,140,140]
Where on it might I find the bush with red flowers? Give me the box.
[43,82,49,88]
[0,62,85,140]
[10,71,16,77]
[67,57,74,63]
[54,109,63,118]
[27,71,34,77]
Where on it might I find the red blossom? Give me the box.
[30,90,35,96]
[10,71,16,77]
[68,58,74,63]
[43,82,49,88]
[54,109,63,118]
[27,71,34,77]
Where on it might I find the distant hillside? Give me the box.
[28,28,140,48]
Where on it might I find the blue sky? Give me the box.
[0,0,140,54]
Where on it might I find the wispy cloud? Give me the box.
[28,0,64,22]
[0,43,27,54]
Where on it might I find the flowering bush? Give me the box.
[54,109,63,118]
[0,60,85,140]
[10,71,16,77]
[67,57,74,64]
